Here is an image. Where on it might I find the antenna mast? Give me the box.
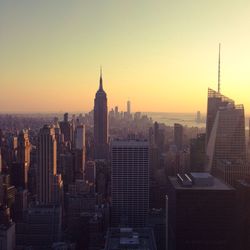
[218,43,221,93]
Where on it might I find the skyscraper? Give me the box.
[59,113,73,143]
[17,130,31,167]
[75,124,85,151]
[111,139,149,227]
[74,124,86,179]
[37,125,63,205]
[94,69,108,160]
[15,130,31,189]
[206,94,247,185]
[206,88,234,145]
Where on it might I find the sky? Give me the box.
[1,0,250,114]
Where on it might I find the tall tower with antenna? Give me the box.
[94,67,108,159]
[218,43,221,93]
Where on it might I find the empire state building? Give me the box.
[94,69,108,159]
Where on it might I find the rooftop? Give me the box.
[208,88,234,104]
[112,139,148,147]
[169,173,234,191]
[105,228,157,250]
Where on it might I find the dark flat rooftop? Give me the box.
[168,175,234,191]
[105,228,157,250]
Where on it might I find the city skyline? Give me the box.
[1,2,250,249]
[1,1,250,114]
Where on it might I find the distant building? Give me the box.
[114,106,119,119]
[105,228,157,250]
[60,152,74,190]
[167,172,236,250]
[94,69,108,160]
[85,161,96,187]
[95,160,109,199]
[127,100,131,115]
[134,112,141,121]
[60,113,73,143]
[73,147,86,180]
[111,139,149,227]
[174,123,183,150]
[75,124,85,150]
[154,122,159,148]
[196,111,201,123]
[190,133,206,172]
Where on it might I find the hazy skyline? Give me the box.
[1,1,250,114]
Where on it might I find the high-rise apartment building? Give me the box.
[37,125,63,205]
[111,139,149,227]
[94,70,108,160]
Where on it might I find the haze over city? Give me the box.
[2,1,250,250]
[1,0,250,113]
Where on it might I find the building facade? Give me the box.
[37,125,63,205]
[167,173,236,250]
[111,139,149,227]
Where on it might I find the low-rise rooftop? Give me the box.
[105,227,157,250]
[169,173,234,191]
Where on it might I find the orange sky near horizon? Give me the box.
[1,1,250,115]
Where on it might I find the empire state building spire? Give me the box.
[99,66,103,91]
[94,68,108,159]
